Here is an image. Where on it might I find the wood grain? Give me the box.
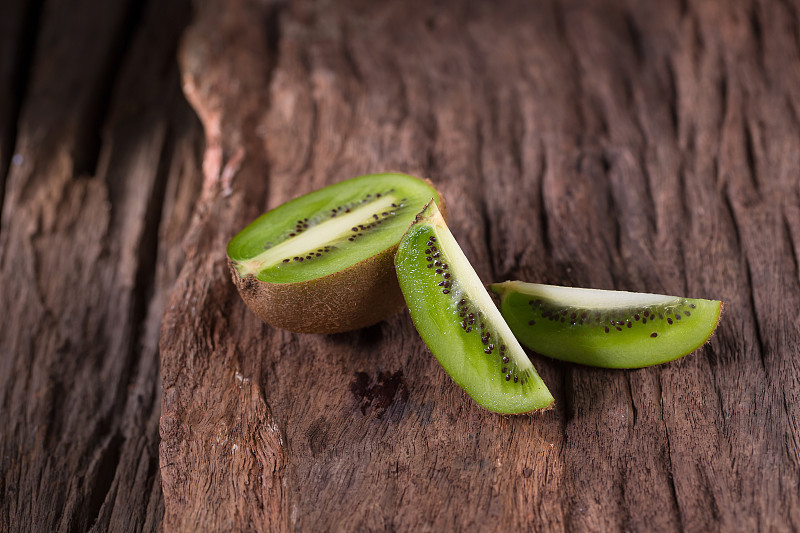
[159,0,800,531]
[0,0,202,531]
[2,0,800,531]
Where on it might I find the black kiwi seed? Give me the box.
[651,332,658,337]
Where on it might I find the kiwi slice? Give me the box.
[227,173,443,333]
[489,281,722,369]
[394,203,554,414]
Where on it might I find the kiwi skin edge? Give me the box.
[228,176,446,334]
[228,245,405,334]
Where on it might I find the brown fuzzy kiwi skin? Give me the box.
[229,245,405,334]
[229,185,446,334]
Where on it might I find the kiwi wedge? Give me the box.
[227,173,443,333]
[395,203,554,414]
[489,281,722,369]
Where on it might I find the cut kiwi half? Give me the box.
[395,202,554,414]
[227,173,444,334]
[489,281,722,369]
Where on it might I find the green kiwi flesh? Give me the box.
[227,173,443,333]
[489,281,722,369]
[395,203,554,414]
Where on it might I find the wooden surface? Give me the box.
[2,0,800,531]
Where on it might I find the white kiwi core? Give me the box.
[429,208,535,375]
[236,195,398,277]
[497,281,680,310]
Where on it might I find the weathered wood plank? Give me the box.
[0,0,202,531]
[3,0,799,531]
[159,0,800,531]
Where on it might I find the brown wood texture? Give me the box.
[0,0,203,531]
[3,0,800,531]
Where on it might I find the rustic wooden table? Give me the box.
[2,0,799,531]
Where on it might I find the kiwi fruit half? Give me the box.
[227,173,444,333]
[489,281,722,369]
[394,202,554,414]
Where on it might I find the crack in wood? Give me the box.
[0,0,45,226]
[74,0,148,178]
